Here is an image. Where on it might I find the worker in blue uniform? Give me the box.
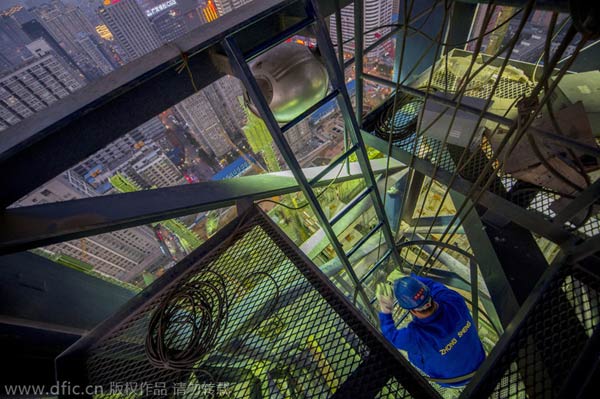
[376,274,485,387]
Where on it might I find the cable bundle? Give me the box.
[374,95,423,143]
[145,270,228,370]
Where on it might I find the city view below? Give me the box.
[1,0,396,289]
[1,0,565,290]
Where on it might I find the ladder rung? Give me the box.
[359,249,393,284]
[245,17,315,61]
[309,144,357,186]
[281,89,339,133]
[346,221,384,259]
[329,186,373,225]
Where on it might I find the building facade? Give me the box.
[212,0,254,17]
[34,1,113,79]
[175,89,234,159]
[14,171,168,280]
[329,0,393,58]
[99,0,163,62]
[0,14,32,70]
[0,39,84,131]
[125,143,186,188]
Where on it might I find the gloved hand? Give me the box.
[376,283,395,314]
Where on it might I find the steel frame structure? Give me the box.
[0,0,597,352]
[223,0,405,318]
[0,0,598,396]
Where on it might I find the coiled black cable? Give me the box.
[145,266,282,373]
[374,95,423,143]
[145,270,228,370]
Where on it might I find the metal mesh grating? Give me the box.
[56,206,438,399]
[430,69,533,101]
[462,260,600,398]
[366,75,598,244]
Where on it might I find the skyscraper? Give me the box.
[75,32,114,76]
[34,1,114,79]
[0,39,84,131]
[212,0,253,17]
[286,118,313,156]
[202,75,246,139]
[124,143,186,188]
[15,171,169,280]
[17,9,85,76]
[148,7,187,44]
[329,0,393,58]
[0,14,33,70]
[175,90,235,159]
[99,0,163,62]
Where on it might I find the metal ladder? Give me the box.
[223,0,403,319]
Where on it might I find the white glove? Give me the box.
[376,283,395,314]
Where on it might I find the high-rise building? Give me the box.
[15,171,168,280]
[75,32,114,76]
[0,14,33,70]
[149,8,187,43]
[34,1,113,79]
[212,0,253,17]
[18,11,85,75]
[175,89,235,159]
[202,75,246,139]
[99,0,163,62]
[73,134,139,178]
[329,0,393,58]
[0,39,84,131]
[286,118,313,156]
[34,1,96,56]
[70,117,167,190]
[125,143,186,188]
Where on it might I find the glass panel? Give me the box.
[363,76,394,111]
[363,36,396,82]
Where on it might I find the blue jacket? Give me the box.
[379,276,485,386]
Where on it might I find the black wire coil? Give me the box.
[374,95,423,143]
[145,267,282,372]
[145,270,229,370]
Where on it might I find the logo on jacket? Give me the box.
[439,320,472,356]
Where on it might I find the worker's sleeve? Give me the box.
[378,312,412,350]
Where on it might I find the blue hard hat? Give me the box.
[393,277,431,309]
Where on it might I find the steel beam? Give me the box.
[567,234,600,263]
[553,179,600,225]
[402,170,425,224]
[354,0,364,124]
[448,190,517,328]
[0,159,404,255]
[362,132,574,244]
